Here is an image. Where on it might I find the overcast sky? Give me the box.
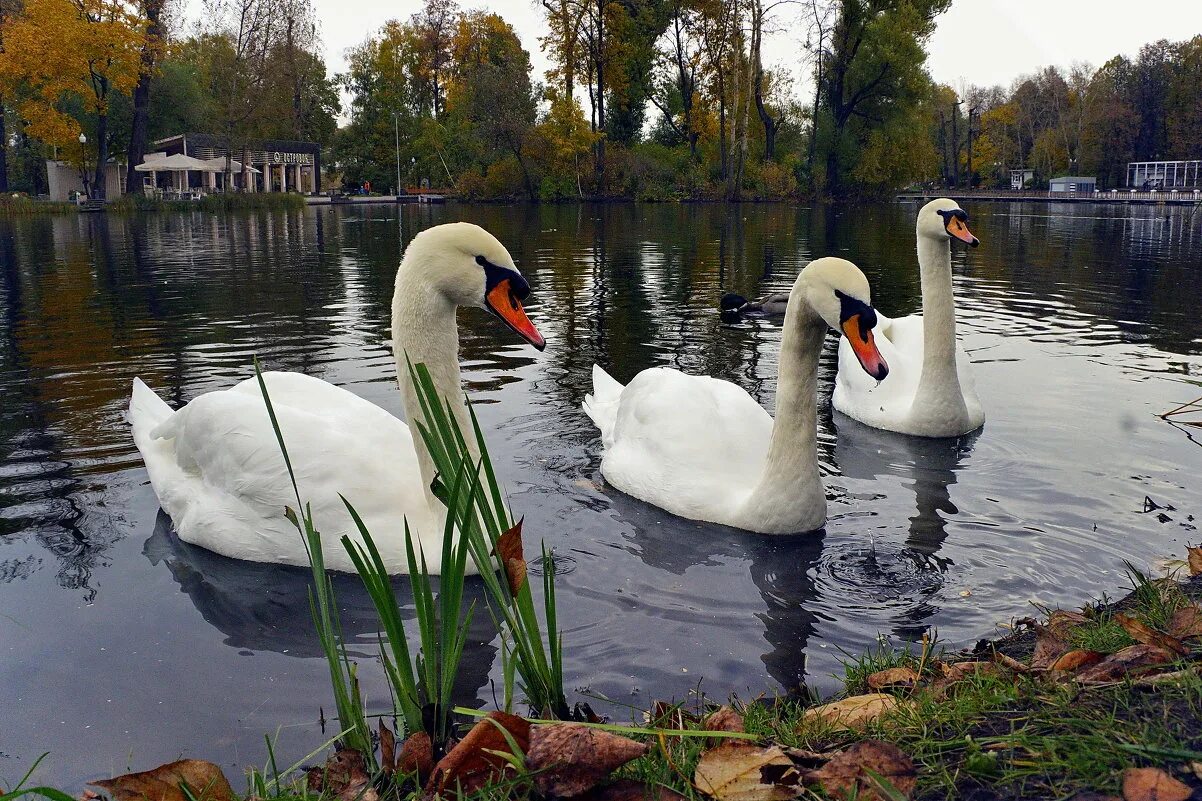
[184,0,1202,114]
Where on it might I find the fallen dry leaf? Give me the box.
[1167,604,1202,640]
[940,661,999,681]
[647,701,699,729]
[425,711,530,795]
[524,723,648,798]
[397,731,434,778]
[1114,614,1188,656]
[801,694,905,731]
[991,651,1032,673]
[1073,644,1178,683]
[866,667,921,691]
[1049,649,1105,672]
[304,750,378,801]
[574,778,688,801]
[703,706,745,733]
[1187,546,1202,576]
[694,742,800,801]
[378,722,396,776]
[1031,624,1072,669]
[803,741,917,801]
[494,520,527,596]
[1048,610,1091,638]
[91,760,234,801]
[1121,767,1191,801]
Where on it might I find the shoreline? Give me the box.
[12,563,1202,801]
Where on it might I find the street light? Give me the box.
[391,111,402,196]
[78,133,90,199]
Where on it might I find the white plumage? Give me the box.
[128,222,546,574]
[834,198,984,437]
[585,257,890,534]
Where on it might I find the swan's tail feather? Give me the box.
[129,378,173,439]
[583,364,624,444]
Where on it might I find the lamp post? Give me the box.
[392,112,402,196]
[78,133,90,200]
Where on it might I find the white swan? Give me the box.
[128,222,546,575]
[833,198,984,438]
[584,257,888,534]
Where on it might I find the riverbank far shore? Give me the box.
[8,554,1202,801]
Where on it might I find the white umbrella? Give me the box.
[201,157,260,174]
[135,153,216,192]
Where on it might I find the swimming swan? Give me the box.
[128,222,546,575]
[584,257,888,534]
[833,198,983,438]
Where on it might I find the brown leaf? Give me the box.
[1073,644,1178,683]
[800,694,906,731]
[866,667,920,691]
[1115,614,1188,656]
[1048,610,1090,638]
[647,701,699,729]
[991,651,1032,673]
[425,711,531,795]
[91,761,235,801]
[525,723,649,798]
[1187,546,1202,576]
[702,706,745,734]
[1031,624,1072,669]
[803,741,917,801]
[397,731,434,778]
[574,778,688,801]
[304,750,378,801]
[693,742,800,801]
[1121,767,1191,801]
[494,519,527,596]
[1049,649,1105,672]
[378,721,396,776]
[1167,604,1202,640]
[939,661,999,681]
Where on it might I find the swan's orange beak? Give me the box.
[486,279,546,351]
[946,215,979,247]
[842,315,888,381]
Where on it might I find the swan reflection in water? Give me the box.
[143,511,499,701]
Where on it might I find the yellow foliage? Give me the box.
[0,0,148,156]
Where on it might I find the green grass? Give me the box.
[0,196,77,215]
[109,193,306,213]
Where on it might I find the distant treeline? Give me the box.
[1,0,1199,202]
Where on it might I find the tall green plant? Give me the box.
[339,463,476,752]
[406,360,568,717]
[253,361,374,763]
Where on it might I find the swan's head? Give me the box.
[798,257,889,381]
[918,198,979,248]
[401,222,546,350]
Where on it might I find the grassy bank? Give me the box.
[0,193,308,216]
[7,565,1202,801]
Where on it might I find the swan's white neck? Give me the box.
[738,290,827,533]
[391,266,474,512]
[912,235,967,417]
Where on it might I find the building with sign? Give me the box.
[150,133,322,193]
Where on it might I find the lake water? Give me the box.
[2,202,1200,786]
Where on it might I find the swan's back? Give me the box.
[592,367,773,523]
[129,373,435,572]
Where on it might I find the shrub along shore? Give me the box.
[0,193,307,216]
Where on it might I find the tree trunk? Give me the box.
[0,97,8,193]
[94,112,109,199]
[126,0,165,194]
[594,0,606,181]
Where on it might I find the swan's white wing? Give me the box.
[834,313,924,427]
[598,367,772,524]
[132,372,436,573]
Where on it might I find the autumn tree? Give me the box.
[814,0,949,198]
[124,0,167,193]
[0,0,147,198]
